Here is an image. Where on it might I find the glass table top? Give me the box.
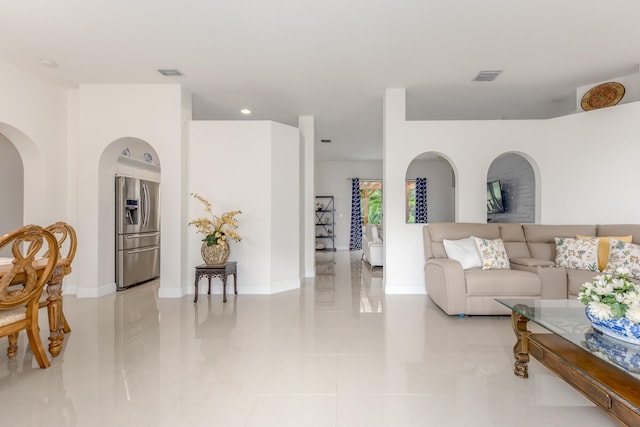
[496,298,640,378]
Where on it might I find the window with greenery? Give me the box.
[405,181,416,223]
[360,181,382,226]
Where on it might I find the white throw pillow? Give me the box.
[474,237,511,270]
[554,237,599,271]
[443,237,482,270]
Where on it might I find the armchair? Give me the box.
[362,224,384,268]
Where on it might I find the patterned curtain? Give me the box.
[349,178,362,250]
[415,177,428,223]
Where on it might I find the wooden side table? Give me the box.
[194,262,237,303]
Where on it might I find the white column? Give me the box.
[299,116,315,277]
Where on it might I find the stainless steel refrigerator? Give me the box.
[115,175,160,290]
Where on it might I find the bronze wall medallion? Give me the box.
[581,82,625,111]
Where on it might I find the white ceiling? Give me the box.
[1,1,639,161]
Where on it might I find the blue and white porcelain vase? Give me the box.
[585,305,640,345]
[584,331,640,373]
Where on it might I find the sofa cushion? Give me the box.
[474,237,510,270]
[524,224,597,261]
[576,234,632,271]
[499,223,531,258]
[443,237,482,270]
[597,224,640,245]
[604,238,640,278]
[567,269,602,298]
[465,269,540,296]
[554,237,599,271]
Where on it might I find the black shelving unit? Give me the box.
[315,195,336,251]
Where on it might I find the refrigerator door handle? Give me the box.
[125,232,160,239]
[145,184,151,228]
[126,246,159,255]
[141,183,148,228]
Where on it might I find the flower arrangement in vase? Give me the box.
[189,193,241,265]
[578,268,640,344]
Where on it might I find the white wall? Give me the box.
[188,121,301,294]
[0,60,68,228]
[384,88,640,294]
[77,84,189,297]
[315,160,383,250]
[271,122,302,291]
[543,105,640,223]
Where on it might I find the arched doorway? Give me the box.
[405,152,455,223]
[97,138,161,289]
[486,152,537,223]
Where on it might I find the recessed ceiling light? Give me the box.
[40,59,58,68]
[157,69,184,77]
[472,70,503,82]
[240,109,251,115]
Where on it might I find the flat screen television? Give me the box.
[487,180,505,214]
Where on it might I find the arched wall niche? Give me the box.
[97,137,161,287]
[486,151,540,224]
[0,122,44,235]
[0,130,24,256]
[405,151,456,223]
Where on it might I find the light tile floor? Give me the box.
[0,251,618,426]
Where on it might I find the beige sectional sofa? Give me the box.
[423,223,640,316]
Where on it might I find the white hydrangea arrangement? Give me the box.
[578,268,640,324]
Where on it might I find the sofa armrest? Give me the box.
[366,242,384,267]
[424,258,467,315]
[510,257,555,268]
[510,263,567,299]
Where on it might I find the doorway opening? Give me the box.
[360,180,382,227]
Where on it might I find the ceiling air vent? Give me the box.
[158,69,184,77]
[321,139,331,143]
[472,70,503,82]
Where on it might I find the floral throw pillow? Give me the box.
[554,237,599,271]
[604,238,640,279]
[473,237,510,270]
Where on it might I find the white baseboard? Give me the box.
[62,283,78,295]
[271,279,302,294]
[158,286,185,298]
[76,282,117,298]
[384,284,427,294]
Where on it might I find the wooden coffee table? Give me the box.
[497,299,640,426]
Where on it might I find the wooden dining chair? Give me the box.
[35,222,77,357]
[0,225,59,368]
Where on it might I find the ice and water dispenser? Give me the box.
[125,199,139,225]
